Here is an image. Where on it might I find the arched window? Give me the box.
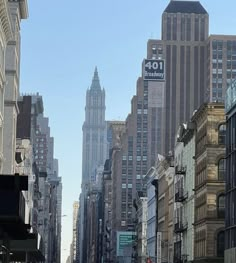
[217,231,225,257]
[218,124,226,144]
[217,194,225,218]
[218,159,226,180]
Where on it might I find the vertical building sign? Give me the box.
[157,232,162,263]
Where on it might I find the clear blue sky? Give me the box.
[20,0,235,261]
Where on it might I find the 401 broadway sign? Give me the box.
[143,59,165,81]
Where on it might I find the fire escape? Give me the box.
[174,165,188,263]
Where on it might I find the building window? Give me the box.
[218,124,226,144]
[217,231,225,257]
[152,45,157,55]
[217,194,225,218]
[218,159,226,180]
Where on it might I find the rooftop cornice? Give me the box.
[0,0,13,42]
[163,1,208,15]
[8,0,29,19]
[19,0,28,19]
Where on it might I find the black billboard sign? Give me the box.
[143,59,165,81]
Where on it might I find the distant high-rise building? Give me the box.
[79,68,107,263]
[72,201,79,263]
[108,74,165,260]
[207,35,236,102]
[82,67,107,186]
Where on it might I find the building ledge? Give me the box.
[0,0,13,41]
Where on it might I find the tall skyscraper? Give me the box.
[157,0,209,154]
[79,68,107,263]
[108,76,165,260]
[148,1,236,155]
[82,67,107,186]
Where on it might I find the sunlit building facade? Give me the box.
[192,103,225,263]
[2,0,28,174]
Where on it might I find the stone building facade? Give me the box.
[0,0,13,173]
[3,0,28,174]
[192,103,225,263]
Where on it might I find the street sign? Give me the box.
[143,59,165,81]
[116,231,136,256]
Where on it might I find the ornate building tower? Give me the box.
[82,67,107,186]
[79,68,107,263]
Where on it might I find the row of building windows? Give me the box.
[225,191,236,227]
[195,193,225,220]
[36,137,46,142]
[35,149,45,154]
[194,231,224,258]
[226,154,236,190]
[225,227,236,250]
[212,40,236,50]
[121,182,132,189]
[197,123,225,152]
[35,155,45,160]
[196,158,226,185]
[137,109,148,114]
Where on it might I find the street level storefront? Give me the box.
[0,174,44,262]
